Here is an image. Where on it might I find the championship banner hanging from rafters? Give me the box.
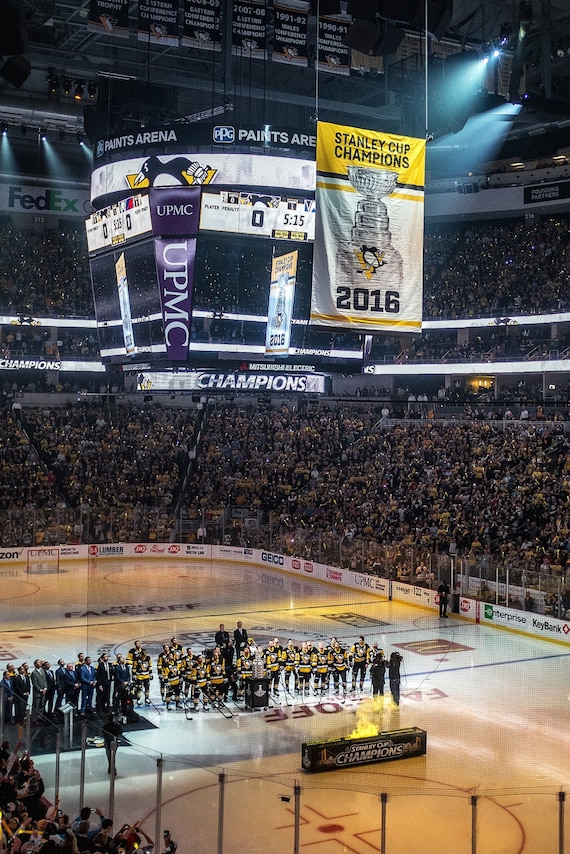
[273,1,309,67]
[311,121,425,333]
[317,14,350,76]
[265,249,297,356]
[88,0,130,37]
[182,0,222,51]
[138,0,180,46]
[232,0,267,60]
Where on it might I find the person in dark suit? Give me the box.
[96,654,113,716]
[55,658,67,712]
[62,662,80,708]
[233,621,248,657]
[42,661,56,716]
[102,713,125,775]
[214,624,230,649]
[13,664,31,723]
[79,657,96,714]
[112,654,132,717]
[438,580,451,618]
[0,669,14,723]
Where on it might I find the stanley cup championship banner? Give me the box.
[138,0,180,46]
[265,250,298,356]
[311,121,425,333]
[88,0,130,36]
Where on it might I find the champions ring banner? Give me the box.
[311,121,425,333]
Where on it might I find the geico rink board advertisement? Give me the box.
[4,545,570,646]
[91,153,316,205]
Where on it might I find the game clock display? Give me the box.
[199,190,315,241]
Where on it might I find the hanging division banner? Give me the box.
[138,0,180,46]
[232,0,267,60]
[310,121,425,333]
[273,1,309,67]
[182,0,221,50]
[317,14,350,76]
[265,250,298,356]
[88,0,130,37]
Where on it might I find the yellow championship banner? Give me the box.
[311,121,425,333]
[265,250,297,356]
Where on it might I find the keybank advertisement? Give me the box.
[1,184,92,217]
[482,603,570,640]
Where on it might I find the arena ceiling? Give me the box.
[1,0,570,175]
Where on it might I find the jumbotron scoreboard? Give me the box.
[199,190,315,241]
[85,194,153,253]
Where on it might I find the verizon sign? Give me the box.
[154,237,195,361]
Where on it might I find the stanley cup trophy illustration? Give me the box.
[339,166,403,291]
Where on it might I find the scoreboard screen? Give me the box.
[90,238,165,360]
[199,190,315,241]
[86,194,153,254]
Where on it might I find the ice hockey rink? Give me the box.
[3,553,570,854]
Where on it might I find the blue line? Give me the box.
[409,650,570,678]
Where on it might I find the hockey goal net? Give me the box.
[26,547,60,575]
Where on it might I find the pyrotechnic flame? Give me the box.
[347,696,384,740]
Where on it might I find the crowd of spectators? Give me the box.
[0,403,197,547]
[183,401,570,588]
[0,226,93,318]
[423,217,570,319]
[0,740,164,854]
[1,215,570,331]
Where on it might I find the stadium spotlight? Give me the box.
[47,69,59,93]
[77,131,85,145]
[38,126,47,141]
[62,76,72,95]
[87,80,97,99]
[2,125,7,136]
[74,80,84,100]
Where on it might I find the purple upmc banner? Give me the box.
[149,187,201,236]
[154,237,196,361]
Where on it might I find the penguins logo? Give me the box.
[355,245,386,280]
[126,156,217,189]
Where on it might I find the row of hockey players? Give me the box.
[155,636,399,705]
[96,635,401,713]
[257,636,396,698]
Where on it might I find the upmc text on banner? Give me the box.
[311,121,425,333]
[265,250,297,356]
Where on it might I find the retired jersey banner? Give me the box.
[311,121,425,333]
[318,15,350,76]
[182,0,221,50]
[273,2,309,67]
[265,250,297,356]
[88,0,130,37]
[138,0,179,46]
[232,0,267,60]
